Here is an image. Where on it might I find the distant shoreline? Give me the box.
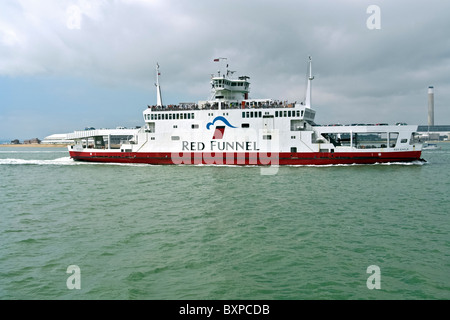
[0,144,70,148]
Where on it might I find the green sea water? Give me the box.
[0,145,449,300]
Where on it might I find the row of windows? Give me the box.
[242,111,263,118]
[242,110,304,118]
[145,113,195,121]
[147,110,303,121]
[213,79,249,88]
[172,124,199,129]
[275,110,303,118]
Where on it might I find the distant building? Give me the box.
[23,138,41,144]
[10,139,20,145]
[417,125,450,141]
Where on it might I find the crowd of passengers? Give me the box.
[148,100,300,111]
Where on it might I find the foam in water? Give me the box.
[0,157,76,166]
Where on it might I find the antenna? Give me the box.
[214,57,229,77]
[305,56,314,108]
[155,63,163,107]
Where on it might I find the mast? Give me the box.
[305,56,314,108]
[155,63,163,107]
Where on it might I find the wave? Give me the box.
[0,157,427,168]
[0,157,155,167]
[288,160,426,168]
[0,157,77,166]
[0,151,67,154]
[378,160,427,166]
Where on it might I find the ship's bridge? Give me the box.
[210,74,250,102]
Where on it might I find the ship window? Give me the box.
[151,137,155,140]
[192,113,194,119]
[389,132,399,148]
[192,124,199,129]
[250,112,254,118]
[165,114,168,120]
[171,136,180,140]
[173,125,177,128]
[297,111,300,117]
[242,112,245,118]
[263,135,272,140]
[288,111,291,117]
[275,111,279,117]
[246,111,249,118]
[176,113,180,119]
[401,138,407,143]
[284,111,287,117]
[169,114,172,120]
[354,132,388,149]
[259,111,262,117]
[291,147,297,153]
[158,114,161,120]
[242,123,250,128]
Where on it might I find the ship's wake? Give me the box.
[0,157,77,166]
[0,157,154,167]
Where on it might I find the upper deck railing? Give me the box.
[147,100,301,112]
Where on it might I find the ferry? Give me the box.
[68,57,423,165]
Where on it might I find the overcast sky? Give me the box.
[1,0,449,140]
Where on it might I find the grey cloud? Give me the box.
[1,0,449,130]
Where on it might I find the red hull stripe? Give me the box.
[69,151,422,165]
